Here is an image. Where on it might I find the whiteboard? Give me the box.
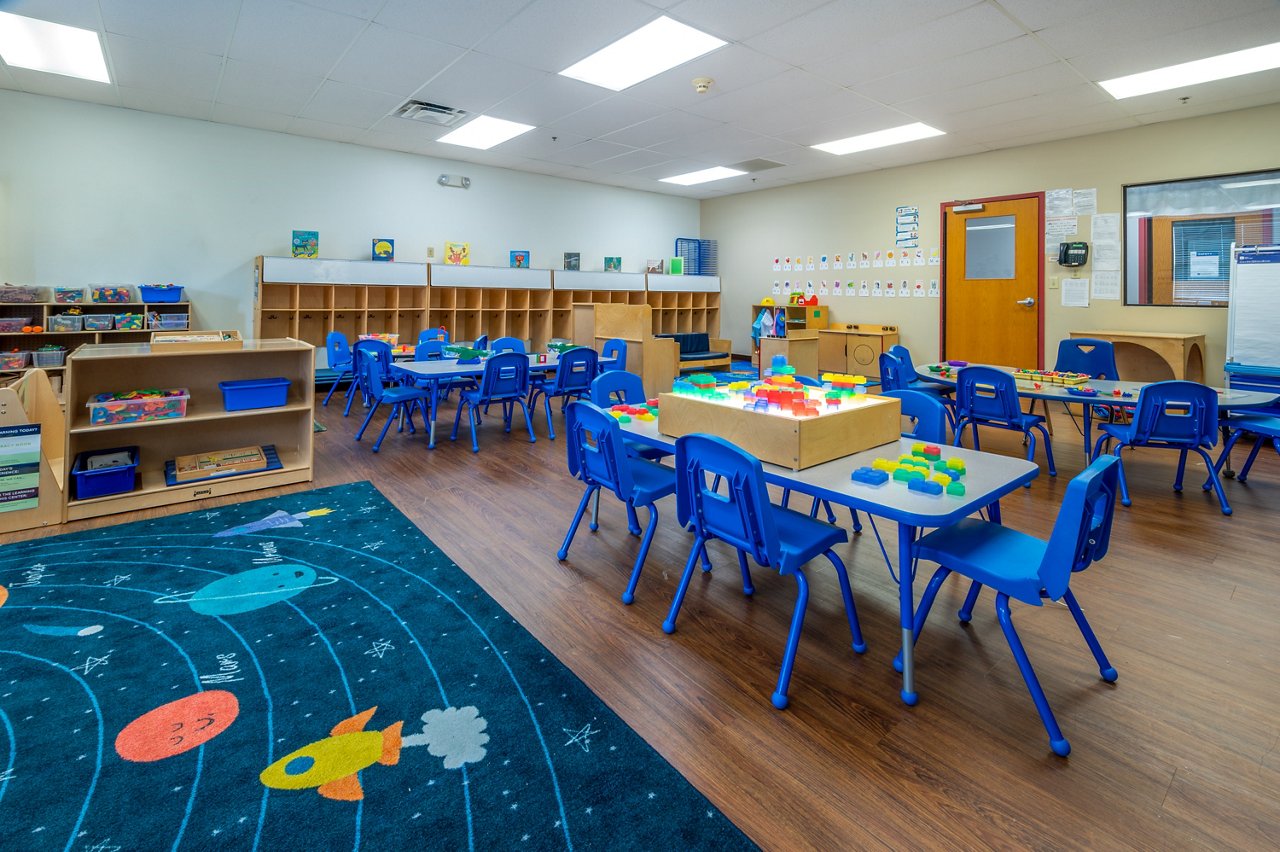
[1227,245,1280,368]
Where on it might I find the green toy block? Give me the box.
[946,481,966,496]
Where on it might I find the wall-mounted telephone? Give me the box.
[1058,241,1089,267]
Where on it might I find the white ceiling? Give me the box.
[3,0,1280,199]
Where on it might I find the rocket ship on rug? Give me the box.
[213,507,334,538]
[259,707,403,801]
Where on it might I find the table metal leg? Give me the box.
[898,522,918,706]
[427,380,440,449]
[1083,404,1092,463]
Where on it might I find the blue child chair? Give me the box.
[322,331,353,407]
[344,338,392,417]
[353,349,433,452]
[558,401,679,605]
[528,347,598,439]
[1092,380,1230,514]
[588,369,669,536]
[879,388,951,444]
[953,365,1056,482]
[663,434,867,709]
[1035,337,1122,425]
[491,336,526,354]
[473,334,489,351]
[600,338,627,373]
[889,345,954,392]
[880,351,956,428]
[908,455,1122,756]
[450,351,535,452]
[418,328,449,345]
[1214,413,1280,483]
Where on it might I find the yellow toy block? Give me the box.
[871,458,899,473]
[930,473,952,487]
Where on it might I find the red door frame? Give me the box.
[939,191,1046,369]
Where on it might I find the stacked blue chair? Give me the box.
[558,401,678,605]
[491,336,526,354]
[589,370,667,537]
[663,434,867,709]
[451,351,535,452]
[1214,413,1280,483]
[322,331,353,407]
[417,328,449,345]
[600,338,627,373]
[529,347,598,439]
[953,365,1056,482]
[908,455,1123,756]
[343,338,392,417]
[353,350,433,452]
[1092,380,1230,514]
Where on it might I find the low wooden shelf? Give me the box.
[818,324,900,379]
[1069,330,1205,382]
[63,338,314,521]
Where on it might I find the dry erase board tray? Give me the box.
[164,444,281,486]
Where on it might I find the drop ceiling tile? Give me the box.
[767,104,908,148]
[545,95,666,138]
[993,0,1117,31]
[3,67,120,105]
[296,0,385,19]
[327,24,466,95]
[375,0,537,49]
[1031,0,1273,60]
[211,102,293,132]
[664,0,832,41]
[473,0,660,74]
[627,157,717,179]
[492,129,589,158]
[1121,68,1280,121]
[851,36,1061,105]
[105,34,224,99]
[357,124,443,151]
[0,65,16,90]
[216,59,324,115]
[99,0,240,55]
[599,111,720,148]
[411,50,545,116]
[118,86,214,121]
[996,117,1143,149]
[623,44,791,110]
[682,68,846,125]
[298,80,403,127]
[1,0,102,30]
[288,115,364,142]
[485,74,609,126]
[535,138,635,166]
[896,61,1088,123]
[228,0,368,76]
[649,123,778,158]
[594,147,676,173]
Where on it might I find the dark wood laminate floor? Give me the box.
[10,394,1279,850]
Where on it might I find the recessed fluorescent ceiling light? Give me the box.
[1099,41,1280,99]
[1221,177,1280,189]
[438,115,534,150]
[660,166,747,186]
[559,16,725,91]
[0,11,109,82]
[812,122,944,155]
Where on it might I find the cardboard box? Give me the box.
[150,330,244,352]
[658,392,901,470]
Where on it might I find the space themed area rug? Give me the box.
[0,482,755,851]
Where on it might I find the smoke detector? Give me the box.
[692,76,714,94]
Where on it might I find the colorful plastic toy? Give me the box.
[851,467,889,486]
[908,479,944,496]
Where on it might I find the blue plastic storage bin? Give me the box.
[71,446,140,499]
[139,285,184,302]
[219,377,291,411]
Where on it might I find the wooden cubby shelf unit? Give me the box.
[427,264,554,349]
[0,300,195,374]
[645,274,721,337]
[63,338,315,521]
[255,256,429,352]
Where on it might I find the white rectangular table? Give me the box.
[618,417,1039,705]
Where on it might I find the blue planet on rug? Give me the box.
[0,482,755,850]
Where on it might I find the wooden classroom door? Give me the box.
[943,195,1043,367]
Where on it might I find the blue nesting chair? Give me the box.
[343,338,392,416]
[418,328,449,345]
[353,350,433,452]
[879,389,951,444]
[451,351,535,452]
[491,336,526,354]
[529,347,598,439]
[1092,380,1230,514]
[880,351,956,428]
[908,455,1122,756]
[1214,413,1280,483]
[600,338,627,373]
[663,434,867,709]
[1039,337,1122,427]
[889,345,954,393]
[322,331,353,406]
[589,370,668,536]
[953,366,1056,482]
[473,334,489,351]
[558,401,678,605]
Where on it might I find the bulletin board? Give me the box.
[1227,245,1280,368]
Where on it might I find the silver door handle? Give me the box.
[1016,297,1036,306]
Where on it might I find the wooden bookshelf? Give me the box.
[63,338,314,521]
[0,300,195,377]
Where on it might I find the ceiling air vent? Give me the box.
[395,100,469,127]
[731,158,785,173]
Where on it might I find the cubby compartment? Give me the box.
[261,284,297,309]
[482,289,506,310]
[507,289,529,311]
[365,312,394,336]
[455,311,481,342]
[482,310,504,337]
[331,286,362,309]
[430,287,455,309]
[332,311,359,341]
[298,311,328,343]
[552,310,573,341]
[298,285,332,309]
[260,311,296,338]
[400,287,427,310]
[397,310,426,341]
[460,289,483,311]
[365,287,397,309]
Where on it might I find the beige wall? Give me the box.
[702,102,1280,383]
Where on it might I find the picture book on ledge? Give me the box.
[604,256,622,272]
[669,256,684,275]
[509,250,530,269]
[563,252,580,271]
[444,242,471,265]
[292,230,318,258]
[372,238,394,261]
[646,259,664,274]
